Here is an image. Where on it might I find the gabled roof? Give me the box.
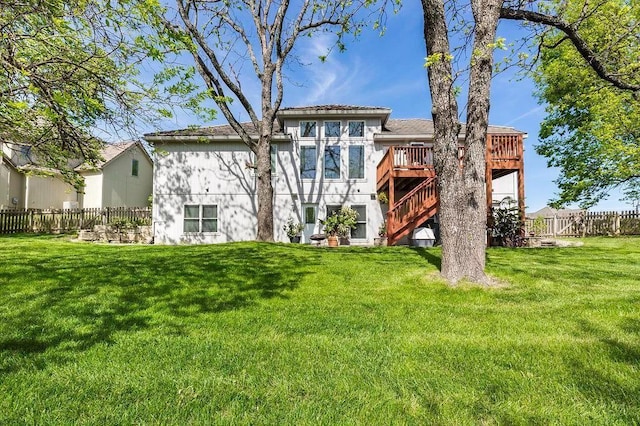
[76,140,152,172]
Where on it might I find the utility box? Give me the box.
[410,227,436,247]
[63,201,79,210]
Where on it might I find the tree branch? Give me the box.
[500,7,640,92]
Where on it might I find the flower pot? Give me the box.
[327,235,339,247]
[289,236,301,243]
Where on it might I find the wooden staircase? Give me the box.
[377,134,525,246]
[386,177,438,246]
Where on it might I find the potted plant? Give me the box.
[283,218,304,243]
[321,206,358,247]
[375,221,387,246]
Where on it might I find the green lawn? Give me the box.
[1,235,639,424]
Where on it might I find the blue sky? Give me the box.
[152,0,630,213]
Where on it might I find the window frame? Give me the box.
[183,204,218,234]
[323,145,341,180]
[299,121,317,138]
[131,159,139,177]
[351,205,367,239]
[348,145,365,180]
[324,121,341,138]
[348,121,365,138]
[300,145,317,180]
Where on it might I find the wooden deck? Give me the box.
[377,134,525,245]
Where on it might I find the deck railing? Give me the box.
[489,134,522,161]
[379,138,522,181]
[387,177,438,245]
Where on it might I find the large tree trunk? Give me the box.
[422,0,501,284]
[255,115,275,242]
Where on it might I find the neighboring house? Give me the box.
[0,143,25,210]
[145,105,526,245]
[77,141,153,208]
[527,206,585,219]
[0,140,152,210]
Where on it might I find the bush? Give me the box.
[490,205,524,247]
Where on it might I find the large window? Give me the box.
[300,121,317,137]
[300,146,316,179]
[324,121,341,137]
[324,146,341,179]
[131,159,139,177]
[348,121,364,137]
[349,145,364,179]
[184,204,218,233]
[351,205,366,239]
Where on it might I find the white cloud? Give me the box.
[504,105,545,126]
[286,34,373,106]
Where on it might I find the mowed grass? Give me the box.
[1,235,639,424]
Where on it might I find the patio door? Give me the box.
[302,204,318,243]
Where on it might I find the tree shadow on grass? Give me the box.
[0,242,316,373]
[564,318,640,421]
[411,247,442,270]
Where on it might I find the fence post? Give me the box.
[553,215,558,237]
[614,213,621,236]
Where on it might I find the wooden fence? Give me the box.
[525,210,640,237]
[0,207,151,234]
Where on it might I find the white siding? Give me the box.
[492,172,519,205]
[153,142,258,244]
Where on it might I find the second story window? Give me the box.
[300,121,316,138]
[348,121,364,137]
[324,121,341,137]
[131,159,139,177]
[348,145,364,179]
[324,146,340,179]
[300,146,316,179]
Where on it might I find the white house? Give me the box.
[0,140,152,210]
[145,105,526,245]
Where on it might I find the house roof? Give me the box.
[75,140,152,172]
[144,121,284,138]
[280,104,390,112]
[144,106,525,142]
[527,206,585,218]
[378,119,523,138]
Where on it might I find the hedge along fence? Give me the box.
[525,210,640,237]
[0,207,151,234]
